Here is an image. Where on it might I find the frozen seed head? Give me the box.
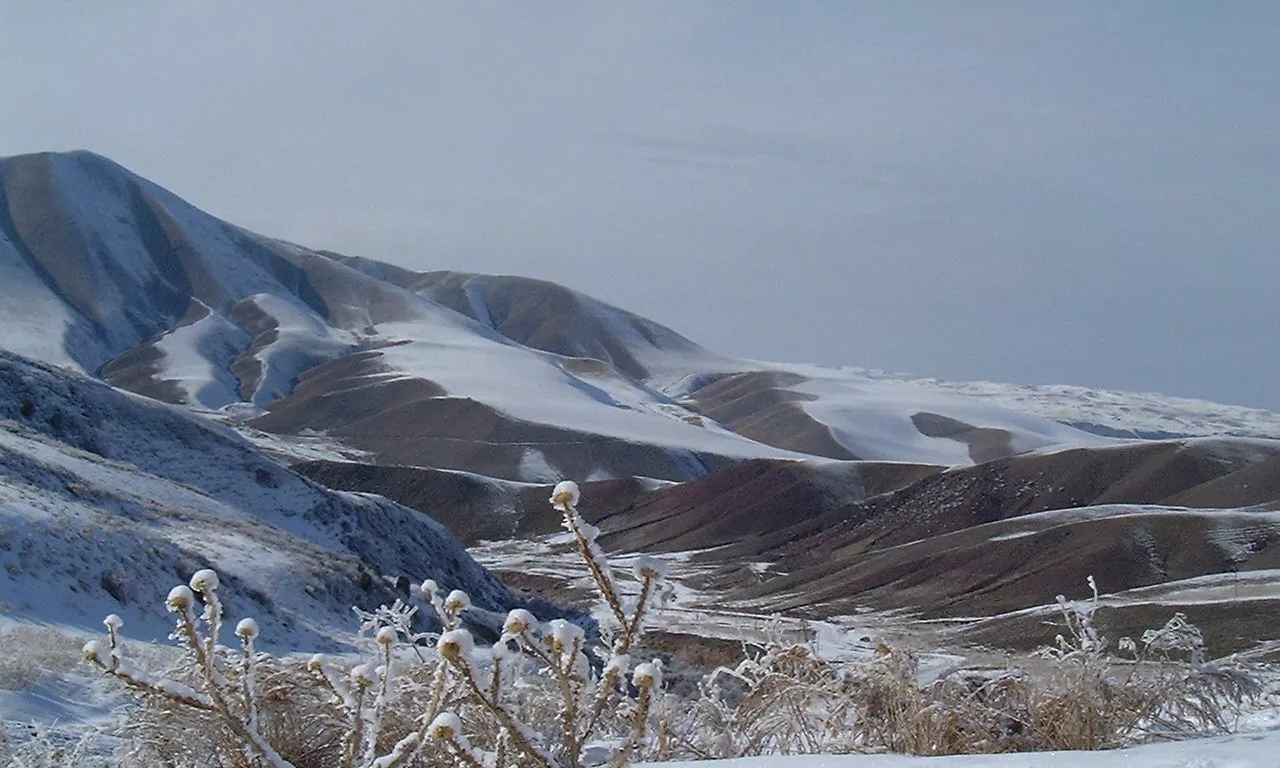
[189,568,219,592]
[350,662,378,685]
[633,660,663,688]
[420,579,439,597]
[235,618,260,641]
[308,653,326,671]
[429,711,463,740]
[166,585,195,613]
[550,480,580,510]
[103,614,123,631]
[376,626,398,646]
[632,555,667,580]
[547,618,584,649]
[82,640,106,664]
[437,629,474,662]
[503,608,536,636]
[444,589,471,613]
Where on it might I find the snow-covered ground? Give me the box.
[639,728,1280,768]
[909,377,1280,441]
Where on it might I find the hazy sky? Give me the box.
[3,2,1277,410]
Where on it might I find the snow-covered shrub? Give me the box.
[83,481,669,768]
[669,577,1268,759]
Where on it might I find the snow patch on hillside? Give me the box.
[766,363,1111,465]
[0,251,84,370]
[153,305,251,407]
[374,316,810,461]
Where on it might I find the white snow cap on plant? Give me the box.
[235,618,260,640]
[103,613,123,630]
[420,579,439,597]
[444,589,471,613]
[548,618,585,647]
[376,626,398,646]
[503,608,537,635]
[166,585,195,613]
[633,659,663,688]
[82,639,106,663]
[350,662,378,685]
[189,568,219,592]
[437,628,475,661]
[428,711,464,740]
[550,480,580,509]
[308,653,326,670]
[632,555,667,580]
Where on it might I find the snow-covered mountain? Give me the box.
[9,150,1275,485]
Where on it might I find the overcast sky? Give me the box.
[2,2,1277,410]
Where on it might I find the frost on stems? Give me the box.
[614,661,662,766]
[1141,612,1206,664]
[237,617,262,732]
[355,599,430,663]
[89,573,298,768]
[82,482,673,768]
[547,481,668,760]
[361,631,398,766]
[443,636,558,768]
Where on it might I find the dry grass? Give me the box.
[70,593,1273,767]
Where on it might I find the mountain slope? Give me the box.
[0,352,515,647]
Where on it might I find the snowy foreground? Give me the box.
[641,729,1280,768]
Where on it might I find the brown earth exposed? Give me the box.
[291,461,650,544]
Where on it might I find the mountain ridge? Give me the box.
[9,150,1276,485]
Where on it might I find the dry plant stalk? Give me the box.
[83,481,669,768]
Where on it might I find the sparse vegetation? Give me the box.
[60,485,1275,767]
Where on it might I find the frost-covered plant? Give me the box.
[671,577,1270,759]
[1023,577,1261,748]
[83,571,294,767]
[84,481,669,768]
